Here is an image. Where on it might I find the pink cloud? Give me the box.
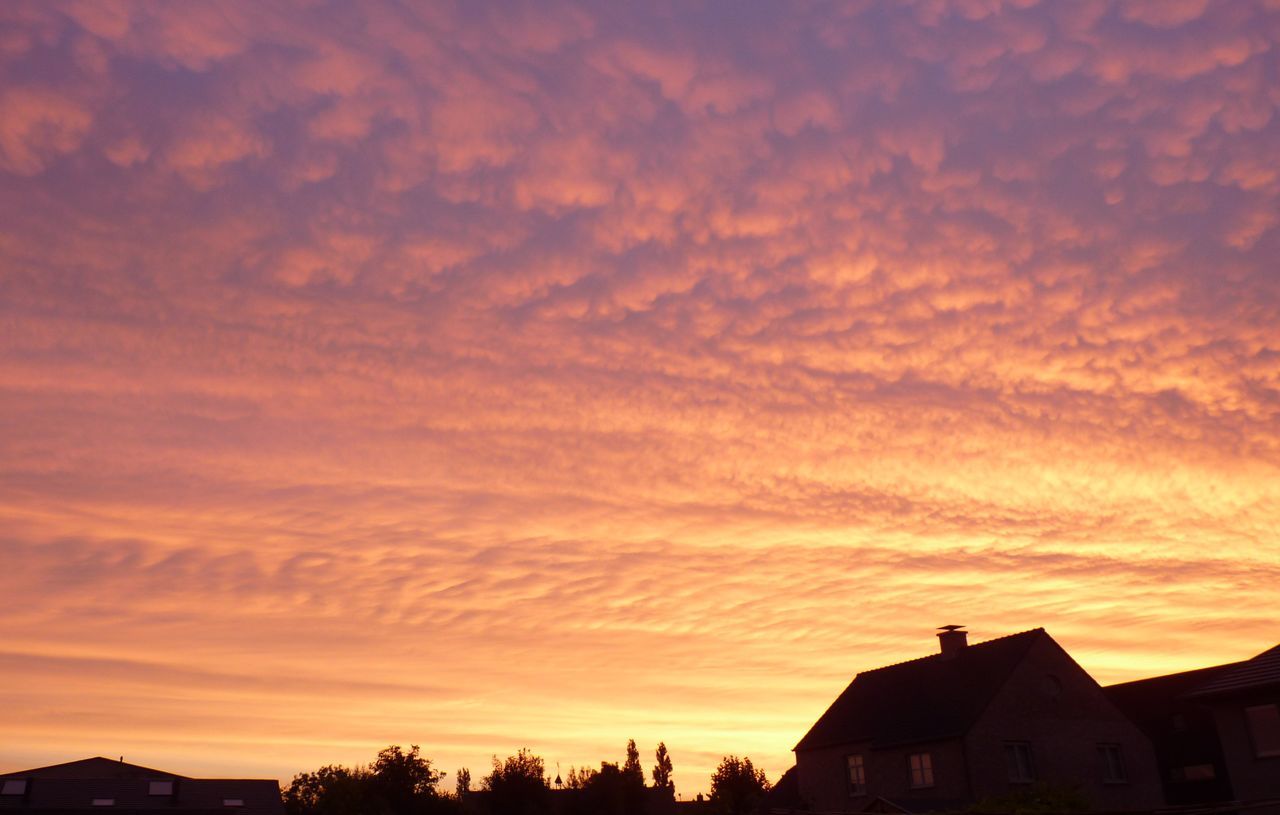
[0,87,92,175]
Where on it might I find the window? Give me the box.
[1098,744,1127,784]
[149,781,174,796]
[908,753,934,789]
[846,754,866,795]
[1244,704,1280,758]
[1004,742,1035,783]
[1,780,27,796]
[92,799,115,807]
[1171,764,1216,782]
[223,800,244,807]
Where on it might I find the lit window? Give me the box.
[846,754,866,795]
[149,781,174,796]
[1244,704,1280,758]
[1174,764,1216,781]
[223,800,244,807]
[1098,744,1127,784]
[1004,742,1035,783]
[92,799,115,807]
[908,753,934,789]
[2,780,27,796]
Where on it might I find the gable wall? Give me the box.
[965,635,1162,809]
[796,738,967,812]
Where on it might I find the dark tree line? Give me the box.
[282,743,770,815]
[283,745,459,815]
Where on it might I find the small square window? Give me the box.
[1098,744,1127,784]
[92,799,115,807]
[1244,704,1280,758]
[1,780,27,796]
[149,781,174,796]
[908,753,934,789]
[223,799,244,807]
[846,754,866,796]
[1004,742,1035,783]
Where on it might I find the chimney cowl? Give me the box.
[937,625,968,658]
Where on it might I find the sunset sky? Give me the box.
[2,0,1279,796]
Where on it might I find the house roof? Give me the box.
[0,759,188,781]
[1189,642,1280,697]
[1104,662,1239,723]
[0,760,281,815]
[794,628,1047,752]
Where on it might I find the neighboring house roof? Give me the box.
[0,759,281,815]
[762,766,801,811]
[1104,663,1239,722]
[795,628,1047,751]
[0,759,188,782]
[1189,643,1280,697]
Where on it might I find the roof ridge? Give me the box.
[858,627,1046,675]
[1104,660,1243,690]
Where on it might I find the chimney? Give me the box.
[937,625,968,658]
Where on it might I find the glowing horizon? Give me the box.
[2,0,1278,797]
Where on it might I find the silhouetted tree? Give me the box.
[709,756,770,815]
[283,746,457,815]
[622,740,643,785]
[284,765,367,815]
[564,766,595,790]
[454,768,470,799]
[970,782,1090,813]
[369,745,443,814]
[577,762,626,815]
[483,749,549,815]
[652,743,673,792]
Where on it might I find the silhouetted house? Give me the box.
[0,757,282,815]
[791,627,1162,814]
[1105,665,1236,805]
[1107,642,1280,813]
[763,767,802,812]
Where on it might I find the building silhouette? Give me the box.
[789,627,1162,813]
[0,758,282,815]
[1106,642,1280,815]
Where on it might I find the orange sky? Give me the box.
[2,0,1279,797]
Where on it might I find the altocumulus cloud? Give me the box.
[1,0,1279,793]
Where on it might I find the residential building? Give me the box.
[0,757,282,815]
[791,627,1162,813]
[1107,642,1280,814]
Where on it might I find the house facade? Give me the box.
[0,757,283,815]
[793,627,1162,813]
[1107,643,1280,815]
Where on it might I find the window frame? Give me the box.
[907,752,935,789]
[148,781,174,796]
[1,780,27,796]
[1244,703,1280,759]
[846,754,866,796]
[1098,743,1128,784]
[1003,741,1036,784]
